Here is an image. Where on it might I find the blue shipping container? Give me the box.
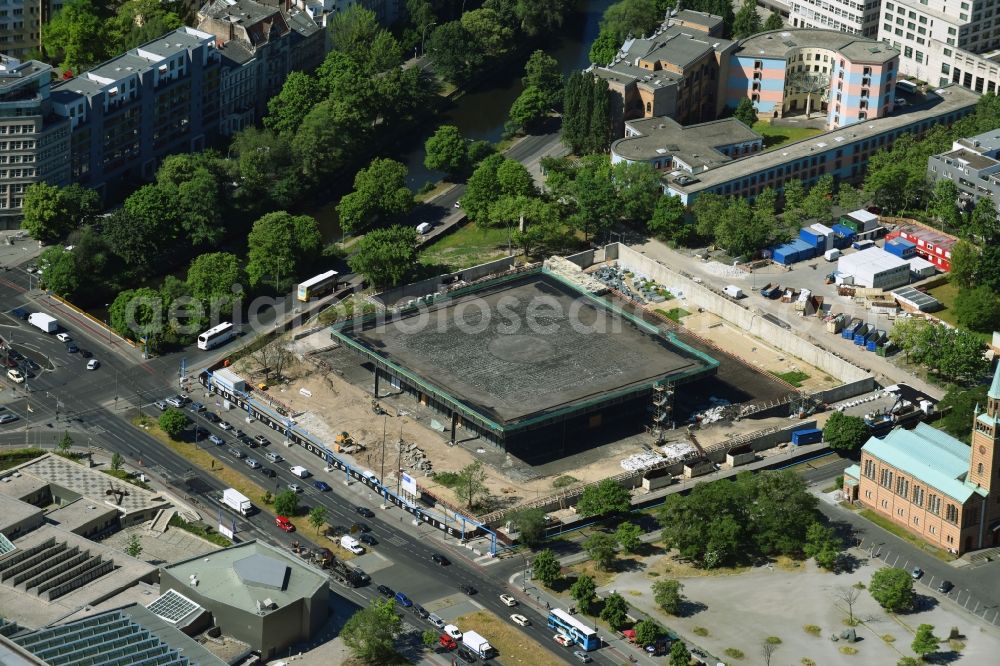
[854,324,871,345]
[831,223,856,239]
[885,238,917,258]
[799,228,823,247]
[791,428,823,445]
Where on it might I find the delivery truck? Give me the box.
[221,488,256,516]
[28,312,57,333]
[462,631,496,659]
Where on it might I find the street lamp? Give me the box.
[421,21,437,57]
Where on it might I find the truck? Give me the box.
[723,285,744,299]
[221,488,256,516]
[28,312,57,333]
[340,535,364,554]
[759,283,780,298]
[462,631,496,659]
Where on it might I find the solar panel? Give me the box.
[0,532,15,556]
[147,589,201,624]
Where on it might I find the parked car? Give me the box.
[189,401,205,412]
[165,395,185,408]
[510,614,530,627]
[275,516,295,532]
[911,567,924,580]
[56,333,71,342]
[428,613,445,629]
[80,349,92,358]
[500,594,517,607]
[228,447,245,459]
[154,401,168,412]
[6,368,24,383]
[394,591,413,607]
[356,506,375,518]
[431,553,450,566]
[288,483,303,494]
[938,580,954,593]
[254,434,270,446]
[439,634,458,650]
[208,434,224,446]
[259,467,276,478]
[572,650,592,663]
[66,343,78,353]
[377,585,394,598]
[219,421,232,431]
[413,604,429,619]
[86,359,100,370]
[0,413,18,425]
[352,522,371,533]
[203,412,220,423]
[313,481,332,492]
[553,634,572,647]
[457,647,478,663]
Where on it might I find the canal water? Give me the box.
[312,0,613,240]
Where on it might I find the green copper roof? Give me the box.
[990,362,1000,400]
[862,423,986,503]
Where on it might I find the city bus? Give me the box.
[547,608,600,651]
[296,270,339,302]
[197,322,236,350]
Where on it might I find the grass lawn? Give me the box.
[419,222,513,271]
[1,448,48,471]
[452,609,562,665]
[658,307,691,323]
[925,278,960,326]
[858,509,955,561]
[753,121,825,151]
[770,370,811,387]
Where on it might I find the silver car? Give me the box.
[245,458,261,469]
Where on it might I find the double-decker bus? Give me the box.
[197,322,236,350]
[296,270,339,302]
[547,608,600,651]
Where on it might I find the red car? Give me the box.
[275,515,295,532]
[439,634,457,650]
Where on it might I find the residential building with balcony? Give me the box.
[927,128,1000,219]
[843,364,1000,555]
[49,27,222,198]
[0,56,71,229]
[729,29,900,130]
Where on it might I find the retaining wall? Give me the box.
[374,255,519,306]
[611,244,869,384]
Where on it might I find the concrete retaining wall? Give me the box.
[611,244,869,384]
[374,255,519,306]
[563,249,595,268]
[812,377,878,404]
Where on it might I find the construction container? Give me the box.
[799,228,824,248]
[760,283,780,298]
[827,313,846,333]
[791,428,823,445]
[885,237,917,259]
[854,323,871,345]
[811,223,836,250]
[843,318,863,339]
[866,329,887,351]
[852,239,875,250]
[771,239,816,264]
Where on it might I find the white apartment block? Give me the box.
[791,0,882,37]
[877,0,1000,92]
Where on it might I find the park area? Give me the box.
[419,222,513,271]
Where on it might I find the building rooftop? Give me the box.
[613,117,762,170]
[990,362,1000,400]
[863,422,984,503]
[0,57,51,91]
[838,247,910,274]
[136,26,216,59]
[955,127,1000,153]
[0,471,48,503]
[937,147,1000,171]
[896,222,959,250]
[0,495,43,535]
[161,540,326,614]
[672,9,724,33]
[595,23,732,83]
[45,497,119,534]
[737,28,899,63]
[891,285,941,311]
[668,85,980,194]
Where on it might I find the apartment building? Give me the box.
[790,0,881,37]
[611,117,763,173]
[844,364,1000,555]
[49,27,221,197]
[927,128,1000,213]
[0,0,62,59]
[665,84,978,205]
[0,56,71,229]
[877,0,1000,93]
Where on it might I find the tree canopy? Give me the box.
[869,567,915,613]
[341,597,401,663]
[576,479,631,517]
[347,226,418,290]
[338,158,413,236]
[424,125,470,179]
[246,212,322,291]
[822,412,869,453]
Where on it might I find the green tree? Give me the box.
[782,179,806,217]
[615,521,643,553]
[715,197,773,257]
[869,567,915,613]
[265,72,324,136]
[274,490,300,517]
[693,192,727,238]
[328,5,380,61]
[293,98,366,186]
[634,618,663,647]
[648,195,691,243]
[599,0,661,44]
[424,125,469,179]
[599,592,630,630]
[43,0,105,72]
[935,384,988,442]
[230,128,302,211]
[111,451,124,472]
[510,508,547,548]
[364,30,404,75]
[613,161,662,226]
[109,287,163,346]
[516,0,570,37]
[837,183,869,213]
[733,97,758,128]
[978,245,1000,290]
[954,285,1000,332]
[763,11,784,30]
[38,246,80,298]
[652,579,685,615]
[453,460,488,510]
[422,629,438,649]
[124,533,143,558]
[570,157,618,241]
[508,85,551,132]
[576,478,631,517]
[341,597,401,663]
[584,532,618,571]
[463,154,506,223]
[246,212,322,290]
[670,640,692,666]
[802,522,840,570]
[427,21,483,85]
[158,408,189,439]
[911,623,939,660]
[308,506,328,533]
[109,0,181,52]
[968,195,1000,243]
[57,432,73,455]
[948,240,980,289]
[22,183,100,244]
[496,159,537,198]
[347,226,418,290]
[338,158,413,235]
[822,411,870,453]
[186,252,244,309]
[928,179,963,230]
[803,174,835,221]
[522,50,563,107]
[461,8,514,59]
[532,548,562,587]
[588,30,619,65]
[570,574,597,613]
[733,0,762,38]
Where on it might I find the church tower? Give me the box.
[969,363,1000,491]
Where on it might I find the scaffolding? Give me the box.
[648,381,675,445]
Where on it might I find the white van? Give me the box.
[289,465,310,478]
[341,535,365,554]
[416,222,432,235]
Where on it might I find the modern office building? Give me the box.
[611,117,763,173]
[844,364,1000,555]
[877,0,1000,93]
[665,84,978,205]
[49,27,222,197]
[790,0,881,37]
[0,56,71,229]
[927,128,1000,213]
[729,29,899,129]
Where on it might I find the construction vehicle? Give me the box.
[759,283,780,298]
[334,431,364,454]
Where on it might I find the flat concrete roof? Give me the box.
[839,247,909,274]
[0,495,43,534]
[45,497,118,534]
[737,28,898,63]
[0,471,48,503]
[938,147,999,170]
[669,85,980,194]
[614,117,762,169]
[956,127,1000,152]
[342,272,713,425]
[161,540,326,614]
